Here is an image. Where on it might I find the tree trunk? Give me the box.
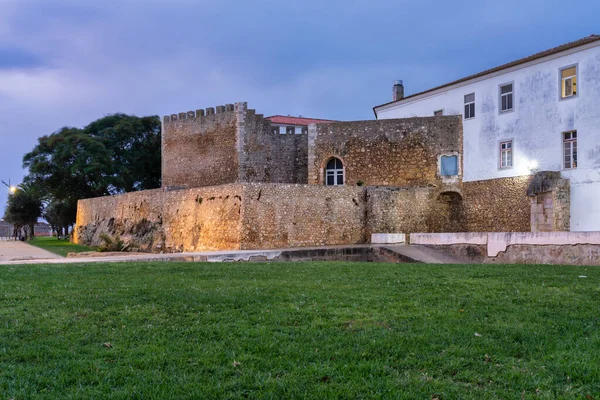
[29,223,35,239]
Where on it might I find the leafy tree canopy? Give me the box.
[22,114,161,227]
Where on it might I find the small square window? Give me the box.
[464,93,475,119]
[272,127,279,135]
[499,140,513,168]
[434,109,443,116]
[560,65,577,99]
[279,126,286,134]
[440,155,458,176]
[286,126,295,134]
[499,83,513,113]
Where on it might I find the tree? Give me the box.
[44,199,76,237]
[22,115,161,228]
[4,182,43,239]
[84,114,161,191]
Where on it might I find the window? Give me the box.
[499,83,513,113]
[560,66,577,99]
[301,127,308,135]
[434,109,444,116]
[294,126,302,134]
[464,93,475,119]
[325,157,344,186]
[563,131,577,169]
[272,127,279,135]
[286,126,295,134]
[499,140,513,168]
[278,126,286,134]
[440,155,458,176]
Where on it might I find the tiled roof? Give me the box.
[374,34,600,113]
[265,115,336,126]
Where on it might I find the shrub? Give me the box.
[98,234,128,252]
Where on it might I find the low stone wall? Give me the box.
[240,184,366,249]
[412,231,600,265]
[461,176,532,232]
[76,184,370,252]
[75,185,243,252]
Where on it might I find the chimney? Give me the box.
[393,80,404,101]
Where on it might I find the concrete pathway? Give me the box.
[0,240,63,262]
[382,244,464,264]
[0,243,465,266]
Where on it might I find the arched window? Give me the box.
[325,157,344,186]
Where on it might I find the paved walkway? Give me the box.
[0,243,465,266]
[0,240,63,262]
[383,244,464,264]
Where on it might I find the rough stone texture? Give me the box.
[75,175,538,253]
[308,116,463,186]
[76,183,366,252]
[240,184,366,249]
[527,171,570,232]
[162,109,238,188]
[426,244,600,266]
[237,105,308,184]
[461,176,532,232]
[161,102,307,189]
[75,185,243,252]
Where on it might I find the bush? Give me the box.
[98,234,128,252]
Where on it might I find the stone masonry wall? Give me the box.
[161,102,307,190]
[162,105,239,189]
[240,184,366,249]
[75,183,367,252]
[75,185,243,252]
[75,176,537,253]
[461,176,532,232]
[237,104,308,184]
[308,116,463,186]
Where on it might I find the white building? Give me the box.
[373,35,600,231]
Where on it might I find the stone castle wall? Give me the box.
[240,184,365,249]
[162,106,239,189]
[461,176,532,232]
[75,183,368,252]
[75,176,535,252]
[308,116,463,186]
[161,102,307,190]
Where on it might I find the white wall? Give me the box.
[375,43,600,231]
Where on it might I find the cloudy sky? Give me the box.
[1,0,598,206]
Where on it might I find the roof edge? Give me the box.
[373,34,600,112]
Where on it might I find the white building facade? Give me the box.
[374,35,600,231]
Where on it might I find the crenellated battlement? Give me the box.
[163,103,241,123]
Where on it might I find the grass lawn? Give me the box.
[1,262,599,399]
[28,236,96,257]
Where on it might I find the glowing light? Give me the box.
[528,160,540,173]
[9,186,17,194]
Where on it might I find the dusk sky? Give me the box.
[1,0,599,208]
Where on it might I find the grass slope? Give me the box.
[1,262,599,399]
[28,236,95,257]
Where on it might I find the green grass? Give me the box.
[1,262,599,399]
[28,236,96,257]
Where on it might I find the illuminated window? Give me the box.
[561,66,577,99]
[464,93,475,119]
[325,157,344,186]
[499,83,513,113]
[500,140,513,168]
[563,131,577,169]
[434,109,443,116]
